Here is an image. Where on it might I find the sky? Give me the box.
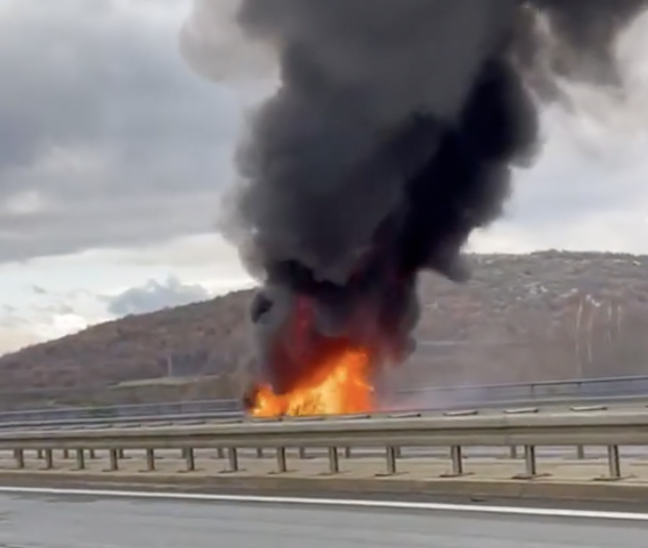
[1,0,648,355]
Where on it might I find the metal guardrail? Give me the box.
[2,392,648,432]
[0,410,245,432]
[3,373,648,428]
[396,373,648,402]
[0,392,645,432]
[0,399,240,424]
[1,408,646,481]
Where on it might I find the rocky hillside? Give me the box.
[3,250,648,409]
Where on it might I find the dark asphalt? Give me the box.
[0,491,647,547]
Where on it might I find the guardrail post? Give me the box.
[44,449,54,470]
[385,446,397,475]
[75,448,86,470]
[605,445,622,480]
[523,445,536,477]
[37,449,43,459]
[344,446,352,458]
[89,449,96,459]
[257,448,264,458]
[227,447,238,473]
[442,445,468,477]
[217,448,225,459]
[118,449,125,459]
[576,445,585,459]
[276,447,287,473]
[298,447,307,459]
[146,448,155,472]
[328,447,340,474]
[63,449,70,459]
[185,448,196,472]
[509,446,518,459]
[14,449,24,469]
[513,445,548,480]
[109,449,119,471]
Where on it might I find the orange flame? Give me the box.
[249,347,374,417]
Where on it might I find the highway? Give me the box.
[0,490,647,547]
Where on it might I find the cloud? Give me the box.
[0,306,85,355]
[109,232,252,272]
[0,243,256,355]
[0,325,42,355]
[0,0,260,264]
[104,276,212,316]
[491,11,648,251]
[2,0,648,284]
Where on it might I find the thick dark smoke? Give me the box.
[209,0,648,395]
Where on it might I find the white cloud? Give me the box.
[473,12,648,256]
[0,232,255,355]
[0,0,250,262]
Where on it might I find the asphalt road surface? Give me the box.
[1,490,647,547]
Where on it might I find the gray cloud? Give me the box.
[0,0,254,263]
[3,0,648,268]
[105,276,211,317]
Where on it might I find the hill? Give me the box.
[2,250,648,409]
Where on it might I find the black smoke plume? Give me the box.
[204,0,648,395]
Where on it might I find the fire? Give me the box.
[248,346,375,417]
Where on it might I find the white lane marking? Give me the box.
[0,485,645,522]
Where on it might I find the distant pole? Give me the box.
[166,355,173,378]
